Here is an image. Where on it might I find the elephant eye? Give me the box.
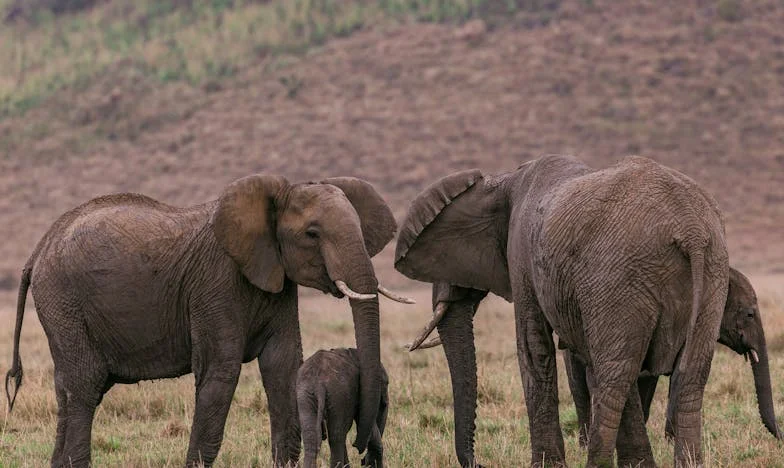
[305,228,319,239]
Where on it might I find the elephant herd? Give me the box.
[4,155,782,467]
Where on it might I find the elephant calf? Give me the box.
[297,348,389,468]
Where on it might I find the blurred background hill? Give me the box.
[1,0,783,299]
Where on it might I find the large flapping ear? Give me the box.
[395,169,512,300]
[211,174,289,293]
[321,177,397,257]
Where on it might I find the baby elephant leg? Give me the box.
[327,415,351,468]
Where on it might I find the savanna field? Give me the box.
[1,0,784,466]
[2,285,784,467]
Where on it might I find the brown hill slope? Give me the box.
[1,0,783,297]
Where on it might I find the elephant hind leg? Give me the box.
[584,306,655,467]
[515,299,566,467]
[51,372,68,467]
[52,351,109,467]
[298,391,323,468]
[615,381,656,468]
[326,415,351,468]
[563,351,591,449]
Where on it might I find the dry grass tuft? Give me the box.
[161,419,188,438]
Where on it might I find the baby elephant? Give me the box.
[297,348,389,468]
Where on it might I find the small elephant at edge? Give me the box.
[297,348,389,468]
[5,174,414,467]
[394,155,730,467]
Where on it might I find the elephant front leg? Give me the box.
[258,326,302,467]
[186,362,242,467]
[515,302,565,467]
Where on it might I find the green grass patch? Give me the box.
[0,0,513,120]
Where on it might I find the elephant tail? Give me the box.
[6,264,31,412]
[677,247,706,375]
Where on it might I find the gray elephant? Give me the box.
[394,155,730,467]
[413,266,783,460]
[4,174,413,467]
[563,266,782,449]
[297,348,388,468]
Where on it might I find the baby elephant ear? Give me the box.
[211,174,289,293]
[321,177,397,257]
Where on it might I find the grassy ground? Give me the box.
[1,282,783,467]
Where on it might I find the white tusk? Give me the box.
[378,285,416,304]
[335,280,376,300]
[407,302,449,352]
[750,349,759,364]
[404,335,443,350]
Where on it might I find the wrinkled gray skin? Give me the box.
[564,266,782,452]
[5,175,397,468]
[395,155,730,467]
[297,348,388,468]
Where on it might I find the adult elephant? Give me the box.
[563,266,782,448]
[411,267,783,459]
[395,155,730,467]
[5,174,412,468]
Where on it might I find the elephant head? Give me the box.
[717,268,783,439]
[212,174,409,451]
[394,170,510,466]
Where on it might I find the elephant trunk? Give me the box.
[323,240,382,453]
[350,289,382,453]
[436,302,479,468]
[750,340,783,439]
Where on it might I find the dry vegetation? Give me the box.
[1,283,784,467]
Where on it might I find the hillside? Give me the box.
[1,0,783,299]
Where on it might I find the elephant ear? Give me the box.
[321,177,397,257]
[728,267,755,305]
[395,170,512,300]
[211,174,289,293]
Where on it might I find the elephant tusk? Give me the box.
[407,302,449,352]
[335,280,376,300]
[404,335,442,350]
[377,285,416,304]
[750,349,759,364]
